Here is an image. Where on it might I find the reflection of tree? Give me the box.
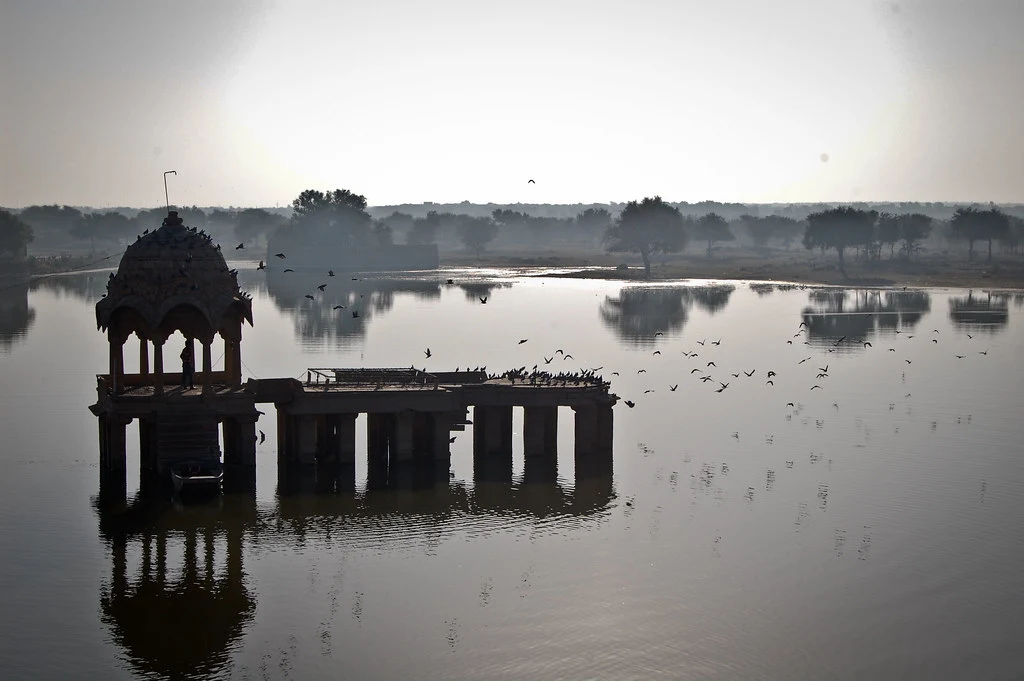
[600,287,690,343]
[801,289,931,350]
[0,284,34,351]
[684,285,735,315]
[949,291,1009,334]
[265,271,444,345]
[97,494,257,681]
[457,281,511,303]
[748,283,775,297]
[29,271,110,303]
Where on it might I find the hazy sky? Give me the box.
[2,0,1022,208]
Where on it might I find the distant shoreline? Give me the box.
[441,250,1024,290]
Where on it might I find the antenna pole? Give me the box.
[163,170,177,211]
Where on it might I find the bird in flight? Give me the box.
[563,354,573,360]
[317,284,327,291]
[810,385,822,390]
[425,348,432,358]
[274,253,286,259]
[259,430,266,444]
[715,383,729,393]
[744,369,755,377]
[527,179,536,184]
[638,369,647,374]
[669,384,678,391]
[333,305,346,310]
[257,260,266,270]
[711,339,722,346]
[707,361,716,367]
[283,268,294,273]
[479,296,488,304]
[518,339,528,344]
[624,400,635,408]
[352,310,360,318]
[304,294,314,300]
[653,350,661,355]
[543,356,553,364]
[697,339,706,346]
[690,368,702,374]
[235,243,244,250]
[328,269,335,277]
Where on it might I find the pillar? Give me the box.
[227,337,242,386]
[201,339,213,395]
[573,403,614,479]
[431,412,454,462]
[98,414,129,503]
[139,335,149,378]
[334,414,357,465]
[295,415,317,466]
[473,405,512,482]
[366,413,391,489]
[224,415,257,492]
[393,410,416,462]
[108,333,125,394]
[524,405,558,458]
[153,338,165,396]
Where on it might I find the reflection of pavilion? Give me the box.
[98,494,257,680]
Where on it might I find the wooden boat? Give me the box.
[169,458,223,494]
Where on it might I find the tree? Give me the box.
[575,208,612,241]
[876,213,901,259]
[692,212,734,257]
[72,211,131,249]
[802,207,877,276]
[289,189,373,249]
[379,212,415,241]
[458,216,499,260]
[234,208,284,243]
[949,206,1010,261]
[603,196,688,277]
[0,210,34,257]
[408,211,442,245]
[371,220,394,247]
[898,213,933,260]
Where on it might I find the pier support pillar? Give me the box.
[573,403,614,479]
[524,405,558,458]
[223,414,257,492]
[152,339,164,396]
[393,410,416,462]
[98,414,130,503]
[366,413,392,489]
[295,415,318,466]
[108,332,125,394]
[473,405,513,482]
[333,414,357,465]
[430,412,454,462]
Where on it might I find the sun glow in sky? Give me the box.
[2,0,1022,208]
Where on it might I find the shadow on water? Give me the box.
[949,291,1010,334]
[94,492,258,681]
[801,289,932,350]
[0,284,35,352]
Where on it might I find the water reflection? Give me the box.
[97,493,258,680]
[949,291,1010,333]
[454,281,511,303]
[801,289,932,350]
[600,287,690,343]
[0,284,34,352]
[685,284,735,314]
[264,270,443,344]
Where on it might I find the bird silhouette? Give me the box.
[905,359,912,364]
[690,368,702,374]
[653,350,661,355]
[810,385,822,390]
[624,400,636,408]
[669,384,678,391]
[766,371,776,378]
[283,268,294,273]
[707,361,716,367]
[275,253,286,259]
[527,179,536,184]
[644,389,654,394]
[317,284,327,291]
[518,339,528,344]
[711,339,722,346]
[798,357,811,364]
[333,305,346,310]
[259,430,266,444]
[955,354,965,359]
[257,260,265,270]
[654,332,664,336]
[697,339,706,346]
[235,243,244,249]
[766,380,774,386]
[563,354,574,360]
[864,342,872,347]
[304,294,314,300]
[425,348,432,358]
[352,310,360,318]
[449,436,457,443]
[328,269,335,277]
[979,350,988,355]
[479,296,488,304]
[638,369,647,374]
[715,383,729,393]
[744,369,755,377]
[543,357,553,364]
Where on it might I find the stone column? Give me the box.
[227,336,242,386]
[109,333,125,394]
[573,403,614,479]
[473,405,512,483]
[393,410,416,462]
[431,411,454,461]
[152,338,164,396]
[139,335,149,378]
[224,414,257,492]
[98,414,129,503]
[295,415,318,466]
[335,414,357,465]
[201,339,213,395]
[523,405,558,458]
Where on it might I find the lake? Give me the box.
[1,267,1023,680]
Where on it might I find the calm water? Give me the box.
[1,268,1023,680]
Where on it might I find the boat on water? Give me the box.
[169,458,223,495]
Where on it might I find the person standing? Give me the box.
[180,343,195,389]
